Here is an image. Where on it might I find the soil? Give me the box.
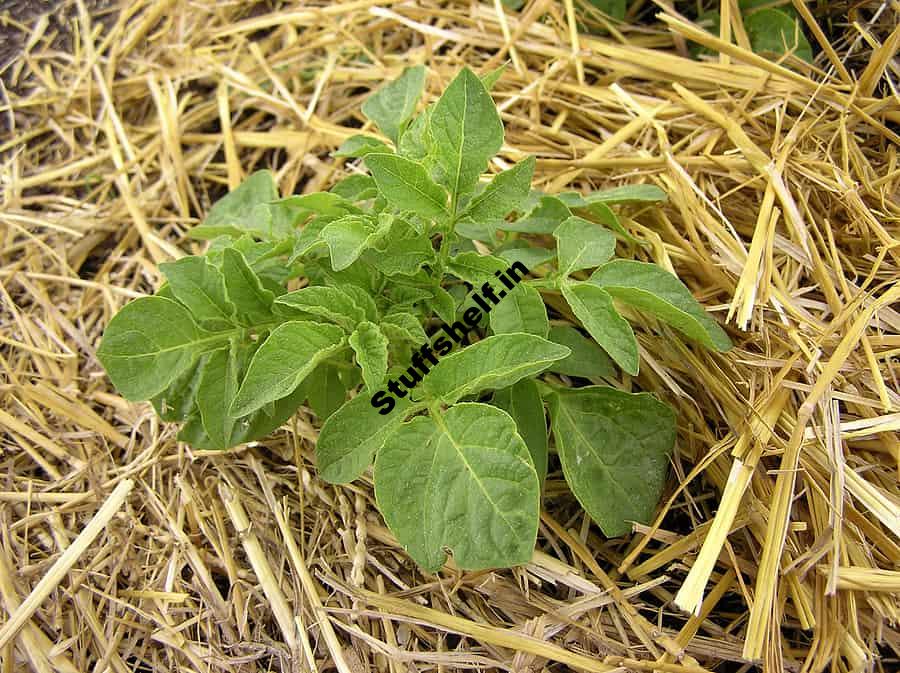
[0,0,118,88]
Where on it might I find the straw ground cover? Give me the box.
[1,0,898,671]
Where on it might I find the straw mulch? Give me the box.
[1,1,898,671]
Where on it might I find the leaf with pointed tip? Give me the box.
[423,333,569,404]
[196,346,241,448]
[428,285,457,325]
[159,256,235,326]
[430,68,503,209]
[586,184,667,205]
[274,285,367,331]
[590,260,732,351]
[98,297,222,401]
[307,363,347,420]
[548,386,675,537]
[375,403,539,571]
[546,325,615,379]
[180,366,309,450]
[561,281,639,375]
[583,200,640,244]
[317,391,417,484]
[362,65,427,144]
[381,312,428,345]
[340,285,378,321]
[365,234,435,276]
[272,192,361,219]
[230,321,345,417]
[489,284,549,337]
[500,196,571,233]
[334,135,392,158]
[554,216,616,275]
[460,157,535,223]
[151,355,206,422]
[397,106,432,162]
[330,175,378,201]
[493,379,548,484]
[365,153,448,218]
[190,170,279,240]
[350,321,389,391]
[320,214,391,271]
[446,252,509,285]
[480,63,508,90]
[221,249,275,324]
[497,245,556,269]
[288,216,331,264]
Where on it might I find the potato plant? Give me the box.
[98,66,731,571]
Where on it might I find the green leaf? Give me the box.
[235,378,310,445]
[493,380,548,484]
[305,252,380,292]
[489,284,549,337]
[196,346,241,448]
[497,245,556,269]
[364,153,448,218]
[480,63,508,90]
[317,391,417,484]
[230,321,345,416]
[554,216,616,275]
[97,297,219,401]
[561,281,639,375]
[288,216,331,263]
[330,174,378,201]
[455,219,498,242]
[428,285,457,324]
[374,403,539,571]
[229,235,293,268]
[180,365,309,450]
[397,106,432,162]
[500,196,571,233]
[274,285,367,331]
[272,192,361,219]
[590,260,732,351]
[423,333,569,404]
[430,68,503,210]
[190,170,278,239]
[320,214,390,271]
[151,356,205,422]
[307,364,346,420]
[460,156,535,223]
[558,191,642,242]
[381,311,428,345]
[582,200,640,244]
[159,256,235,326]
[585,184,667,205]
[369,241,434,275]
[350,321,389,391]
[446,251,509,284]
[546,325,615,379]
[221,249,275,324]
[334,135,392,158]
[549,386,675,537]
[362,65,427,144]
[745,8,812,62]
[340,285,379,321]
[365,234,435,276]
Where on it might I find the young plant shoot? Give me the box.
[98,66,732,572]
